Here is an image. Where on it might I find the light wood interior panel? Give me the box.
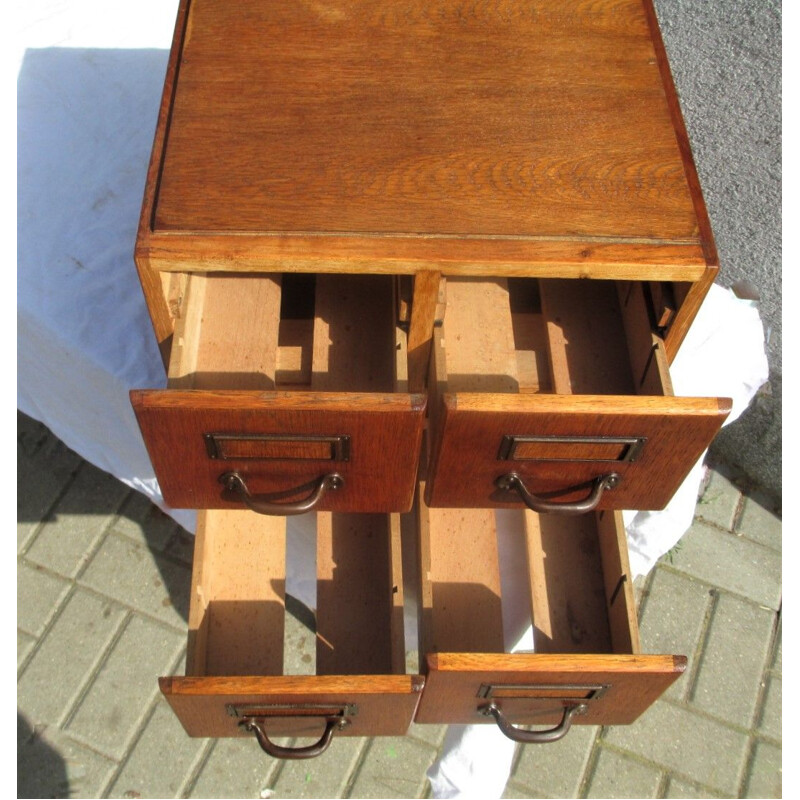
[524,511,611,654]
[188,510,287,676]
[173,272,288,677]
[440,278,518,393]
[312,274,395,392]
[169,273,284,390]
[597,509,640,655]
[539,279,636,396]
[418,494,504,656]
[616,281,673,396]
[316,512,404,675]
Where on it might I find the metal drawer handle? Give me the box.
[480,702,587,744]
[220,471,343,516]
[494,472,620,514]
[239,716,343,759]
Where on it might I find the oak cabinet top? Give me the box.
[139,0,715,278]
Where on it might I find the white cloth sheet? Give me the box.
[17,0,196,532]
[17,2,769,797]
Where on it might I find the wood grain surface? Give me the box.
[417,491,505,657]
[136,0,715,285]
[316,513,400,675]
[524,512,612,654]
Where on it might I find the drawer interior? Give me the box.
[416,500,638,662]
[168,271,402,393]
[433,276,672,403]
[186,511,407,679]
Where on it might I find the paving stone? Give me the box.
[17,414,82,550]
[771,617,781,673]
[109,699,209,799]
[664,777,725,798]
[348,736,437,799]
[736,495,781,551]
[603,702,748,796]
[690,592,775,727]
[18,630,36,668]
[112,490,179,552]
[18,711,117,799]
[17,561,70,636]
[283,600,316,676]
[502,780,537,799]
[585,746,663,798]
[695,469,741,530]
[188,735,281,799]
[269,734,364,798]
[67,615,185,757]
[80,531,191,629]
[407,721,448,748]
[25,462,128,578]
[665,520,781,610]
[163,524,196,565]
[17,411,58,453]
[17,589,126,725]
[637,568,711,701]
[743,740,782,799]
[758,674,781,741]
[512,723,597,798]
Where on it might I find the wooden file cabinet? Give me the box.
[132,0,730,757]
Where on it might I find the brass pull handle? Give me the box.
[220,471,343,516]
[494,472,620,515]
[239,716,342,759]
[480,702,586,744]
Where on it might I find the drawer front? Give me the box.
[425,393,730,511]
[132,390,425,512]
[415,653,685,727]
[160,675,424,740]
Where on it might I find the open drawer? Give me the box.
[131,272,425,514]
[425,278,731,512]
[160,509,424,757]
[413,490,685,738]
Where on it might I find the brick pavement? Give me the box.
[17,413,781,798]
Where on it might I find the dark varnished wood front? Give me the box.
[425,393,730,510]
[160,675,424,739]
[131,390,426,512]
